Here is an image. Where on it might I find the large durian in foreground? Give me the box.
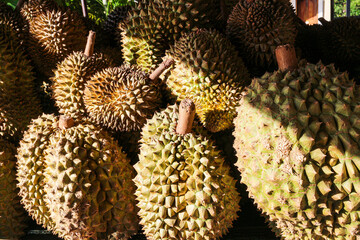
[121,0,219,72]
[226,0,297,73]
[0,23,41,141]
[134,100,240,239]
[234,47,360,239]
[17,114,139,239]
[0,139,28,239]
[165,29,250,132]
[52,31,111,119]
[26,7,87,76]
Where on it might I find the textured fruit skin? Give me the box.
[234,60,360,239]
[20,0,58,22]
[84,65,161,132]
[121,0,220,72]
[0,24,41,141]
[103,6,131,48]
[0,2,27,45]
[134,104,240,240]
[17,114,58,231]
[0,140,28,239]
[51,51,111,119]
[27,9,87,76]
[44,121,138,240]
[226,0,297,73]
[165,29,249,132]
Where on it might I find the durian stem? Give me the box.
[15,0,25,11]
[84,31,96,57]
[59,116,74,129]
[176,99,195,135]
[149,59,175,81]
[275,44,298,72]
[81,0,89,18]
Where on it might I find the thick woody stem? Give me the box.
[149,59,175,81]
[81,0,88,18]
[15,0,25,11]
[84,31,96,57]
[59,116,74,129]
[275,44,298,72]
[176,99,195,135]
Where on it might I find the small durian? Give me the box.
[134,99,240,239]
[164,29,250,132]
[0,139,28,239]
[26,7,87,76]
[226,0,297,73]
[52,31,112,119]
[233,45,360,239]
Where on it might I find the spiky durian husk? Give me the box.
[103,6,131,48]
[27,9,87,76]
[226,0,297,73]
[0,140,28,239]
[318,17,360,82]
[17,114,59,231]
[121,0,219,72]
[233,60,360,239]
[51,51,111,119]
[84,65,161,132]
[0,24,41,141]
[0,2,27,44]
[134,104,240,240]
[20,0,58,22]
[295,24,323,64]
[43,121,138,240]
[164,29,249,132]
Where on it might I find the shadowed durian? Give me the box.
[17,115,139,239]
[26,7,87,76]
[233,46,360,239]
[0,2,27,44]
[164,29,249,132]
[121,0,220,72]
[295,23,323,64]
[135,99,240,239]
[52,31,112,119]
[226,0,297,74]
[0,139,28,239]
[0,24,41,141]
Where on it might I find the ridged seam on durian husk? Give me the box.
[0,139,28,239]
[233,60,360,239]
[27,8,87,76]
[121,0,220,72]
[165,29,250,133]
[43,121,139,240]
[135,104,240,239]
[17,114,59,231]
[83,64,161,132]
[0,24,41,141]
[51,51,111,119]
[226,0,297,72]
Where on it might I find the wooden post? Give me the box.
[84,31,96,57]
[275,44,298,72]
[176,99,195,135]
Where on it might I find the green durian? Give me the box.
[134,101,240,239]
[0,139,28,239]
[121,0,220,72]
[226,0,297,73]
[233,60,360,239]
[164,29,250,132]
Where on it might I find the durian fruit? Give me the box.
[26,7,87,76]
[20,0,58,22]
[295,23,323,64]
[226,0,297,73]
[0,139,28,239]
[0,2,27,43]
[318,17,360,82]
[52,31,111,119]
[121,0,220,72]
[215,0,240,31]
[233,48,360,239]
[134,99,240,239]
[17,114,58,231]
[164,29,250,132]
[0,23,41,141]
[43,116,139,239]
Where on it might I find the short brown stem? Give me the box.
[275,44,298,72]
[176,99,195,135]
[59,116,75,129]
[149,59,175,81]
[84,31,96,57]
